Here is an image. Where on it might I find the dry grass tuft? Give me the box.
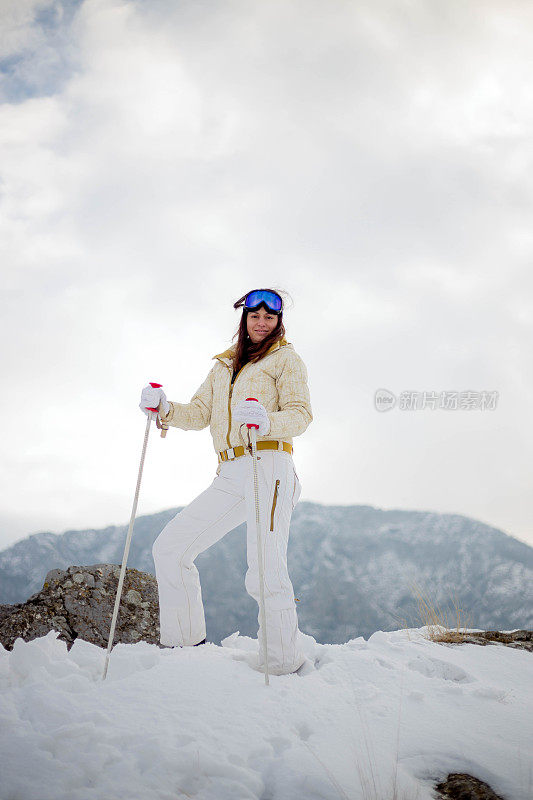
[391,580,475,643]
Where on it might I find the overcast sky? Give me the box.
[1,0,532,551]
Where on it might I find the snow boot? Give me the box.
[163,637,207,649]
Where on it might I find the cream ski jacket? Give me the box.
[158,337,312,465]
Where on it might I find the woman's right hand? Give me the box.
[139,385,170,417]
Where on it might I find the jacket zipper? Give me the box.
[270,480,280,531]
[226,364,245,448]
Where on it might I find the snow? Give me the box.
[0,627,531,800]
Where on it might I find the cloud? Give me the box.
[0,0,532,549]
[0,0,81,102]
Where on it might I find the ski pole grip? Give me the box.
[147,382,168,438]
[245,397,259,430]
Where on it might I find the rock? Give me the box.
[434,772,506,799]
[125,589,142,606]
[0,564,162,651]
[444,630,532,652]
[44,568,63,584]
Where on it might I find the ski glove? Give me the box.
[233,399,271,436]
[139,385,170,417]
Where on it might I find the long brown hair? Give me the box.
[231,288,287,374]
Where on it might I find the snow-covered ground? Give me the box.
[1,627,531,800]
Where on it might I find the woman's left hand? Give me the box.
[234,400,271,435]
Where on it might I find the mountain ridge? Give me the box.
[1,501,531,644]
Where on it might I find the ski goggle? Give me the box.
[244,289,283,314]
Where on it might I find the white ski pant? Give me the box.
[151,449,305,675]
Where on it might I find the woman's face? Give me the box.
[246,306,278,344]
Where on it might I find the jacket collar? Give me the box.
[213,336,289,365]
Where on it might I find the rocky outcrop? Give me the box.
[434,772,506,799]
[445,629,532,652]
[0,564,161,651]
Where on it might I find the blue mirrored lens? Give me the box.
[245,290,282,312]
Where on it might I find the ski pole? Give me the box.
[246,397,269,686]
[102,382,165,681]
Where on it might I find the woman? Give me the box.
[139,288,313,676]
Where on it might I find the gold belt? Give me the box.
[219,440,293,462]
